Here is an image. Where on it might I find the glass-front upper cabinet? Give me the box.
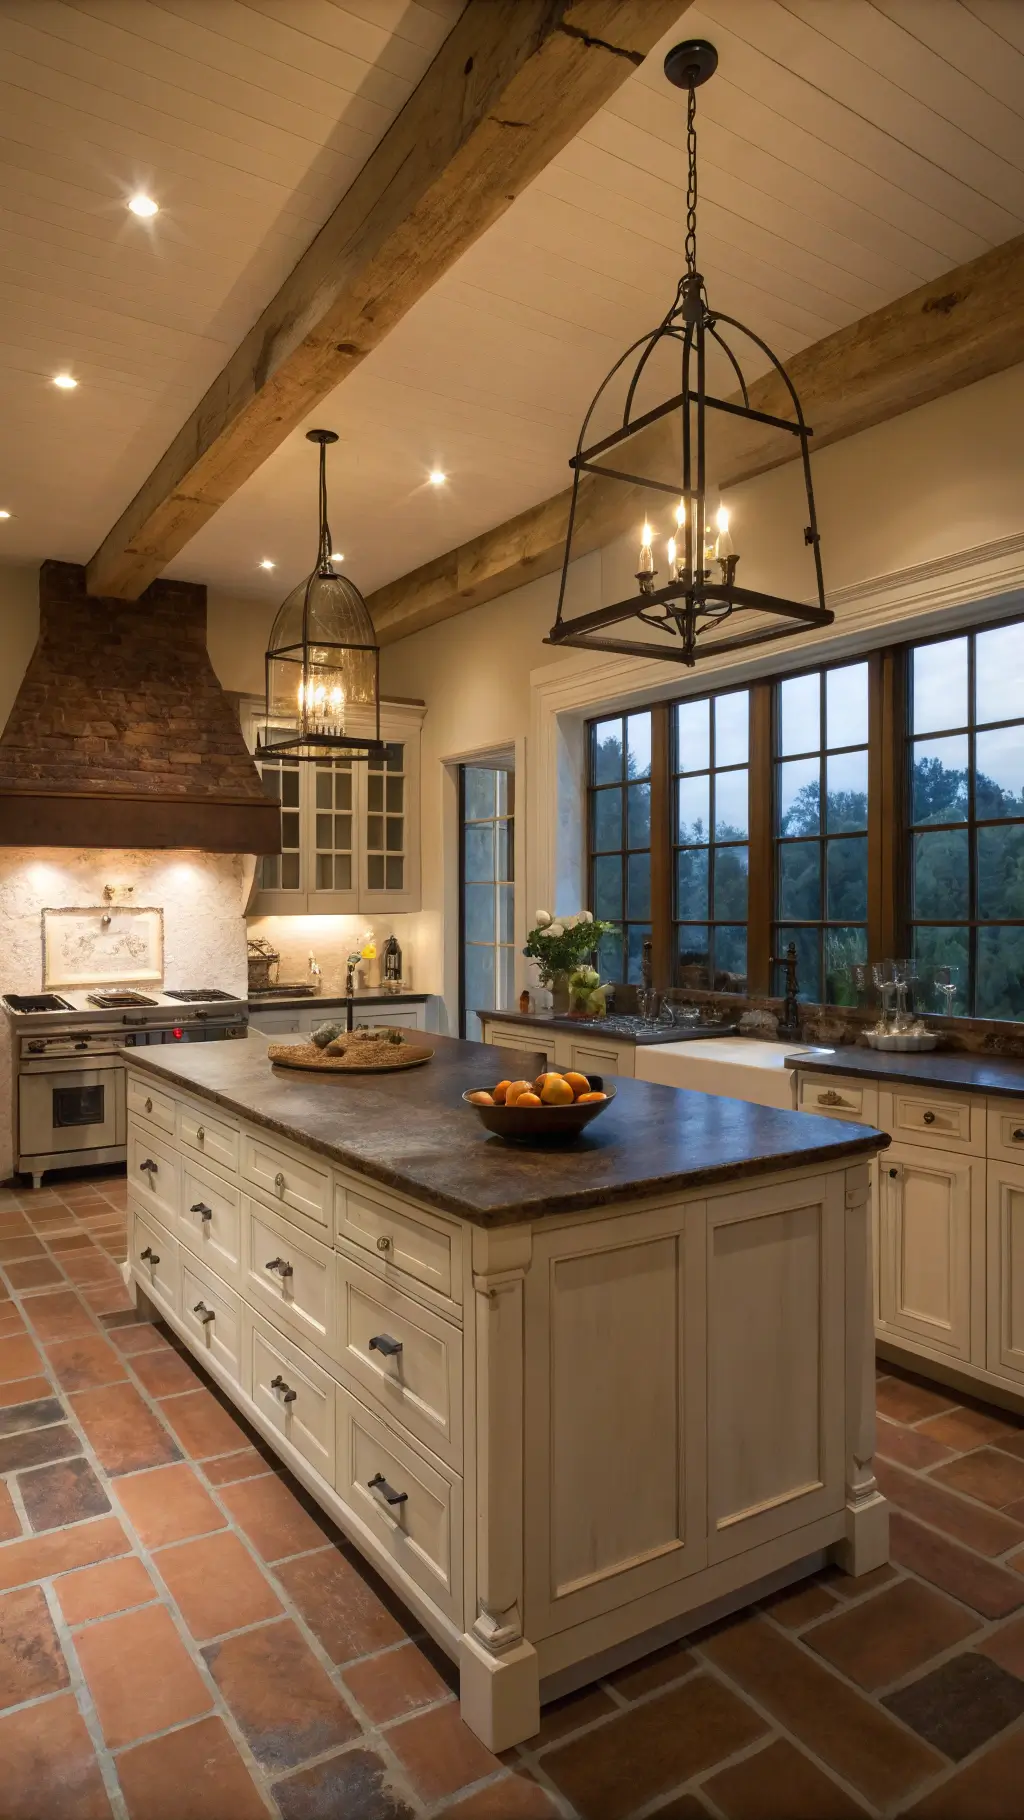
[241,700,423,915]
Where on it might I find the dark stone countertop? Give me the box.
[785,1046,1024,1099]
[248,991,429,1011]
[475,1009,737,1047]
[125,1030,887,1228]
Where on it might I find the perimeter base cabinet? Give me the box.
[126,1065,884,1751]
[479,1016,636,1078]
[799,1071,1024,1406]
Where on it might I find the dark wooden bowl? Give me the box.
[462,1078,615,1143]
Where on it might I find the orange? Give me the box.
[563,1071,590,1098]
[504,1080,534,1105]
[576,1091,607,1103]
[467,1090,495,1106]
[492,1080,511,1104]
[516,1091,542,1108]
[534,1070,564,1092]
[540,1075,574,1106]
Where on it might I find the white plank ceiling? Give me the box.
[0,1,1022,604]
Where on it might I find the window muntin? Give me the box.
[366,743,405,893]
[313,759,353,892]
[589,712,651,985]
[908,622,1024,1019]
[258,740,301,891]
[673,689,749,989]
[773,661,869,1003]
[460,767,514,1040]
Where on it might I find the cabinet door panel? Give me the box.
[878,1144,977,1360]
[987,1161,1024,1387]
[569,1041,634,1080]
[707,1174,845,1560]
[525,1211,707,1639]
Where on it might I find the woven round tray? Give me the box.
[267,1040,434,1074]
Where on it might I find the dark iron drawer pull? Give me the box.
[139,1158,157,1174]
[191,1202,213,1222]
[1013,1128,1024,1142]
[264,1257,294,1278]
[368,1333,403,1358]
[888,1167,899,1178]
[270,1374,297,1404]
[367,1471,407,1507]
[193,1302,216,1325]
[140,1245,160,1264]
[922,1110,936,1125]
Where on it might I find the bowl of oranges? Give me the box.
[463,1070,614,1142]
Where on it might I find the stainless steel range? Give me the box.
[4,988,248,1188]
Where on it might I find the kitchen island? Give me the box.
[124,1030,889,1750]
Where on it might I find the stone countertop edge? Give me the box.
[784,1046,1024,1099]
[472,1008,737,1045]
[248,992,429,1010]
[125,1035,889,1229]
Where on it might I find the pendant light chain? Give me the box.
[685,81,699,279]
[316,438,333,573]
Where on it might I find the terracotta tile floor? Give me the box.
[2,1173,1024,1817]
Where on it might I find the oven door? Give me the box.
[19,1066,126,1158]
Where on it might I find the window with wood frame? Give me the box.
[583,606,1024,1020]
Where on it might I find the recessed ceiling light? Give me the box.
[258,559,275,571]
[428,469,447,487]
[52,373,77,390]
[0,510,11,521]
[128,193,159,218]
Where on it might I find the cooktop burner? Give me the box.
[163,988,239,1003]
[87,990,159,1009]
[3,993,74,1013]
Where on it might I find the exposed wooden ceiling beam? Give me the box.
[86,0,688,601]
[369,233,1024,645]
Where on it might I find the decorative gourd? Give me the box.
[311,1021,344,1049]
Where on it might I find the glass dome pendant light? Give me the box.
[258,429,385,762]
[546,39,834,668]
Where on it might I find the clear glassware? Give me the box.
[890,958,920,1033]
[870,960,896,1033]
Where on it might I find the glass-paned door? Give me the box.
[366,743,406,894]
[460,768,514,1040]
[313,759,353,893]
[257,738,302,894]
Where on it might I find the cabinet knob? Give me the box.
[367,1470,407,1507]
[140,1246,160,1264]
[193,1302,216,1325]
[1013,1128,1024,1143]
[368,1333,403,1358]
[139,1158,157,1174]
[144,1096,153,1113]
[264,1256,294,1279]
[196,1126,205,1142]
[888,1166,899,1179]
[191,1202,213,1222]
[922,1110,936,1125]
[376,1234,392,1254]
[274,1170,286,1192]
[270,1374,297,1404]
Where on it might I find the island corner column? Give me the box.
[458,1221,540,1752]
[835,1160,889,1575]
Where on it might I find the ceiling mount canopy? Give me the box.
[546,39,833,670]
[259,429,385,763]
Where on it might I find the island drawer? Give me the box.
[797,1076,878,1124]
[248,1311,334,1484]
[336,1255,463,1468]
[335,1179,461,1313]
[127,1076,176,1136]
[242,1133,330,1236]
[180,1157,240,1287]
[180,1254,240,1383]
[179,1102,239,1177]
[335,1379,462,1626]
[127,1124,180,1227]
[130,1201,179,1319]
[987,1100,1024,1167]
[879,1086,983,1154]
[242,1197,334,1354]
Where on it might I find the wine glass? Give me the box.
[870,960,896,1033]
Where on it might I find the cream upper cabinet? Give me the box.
[241,698,423,915]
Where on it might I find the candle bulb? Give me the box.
[637,520,657,595]
[715,503,733,558]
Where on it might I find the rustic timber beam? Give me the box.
[86,0,688,601]
[369,233,1024,645]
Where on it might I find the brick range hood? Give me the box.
[0,561,280,853]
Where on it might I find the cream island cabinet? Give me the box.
[791,1052,1024,1408]
[124,1031,887,1751]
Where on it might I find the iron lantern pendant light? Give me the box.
[259,429,385,762]
[546,39,833,668]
